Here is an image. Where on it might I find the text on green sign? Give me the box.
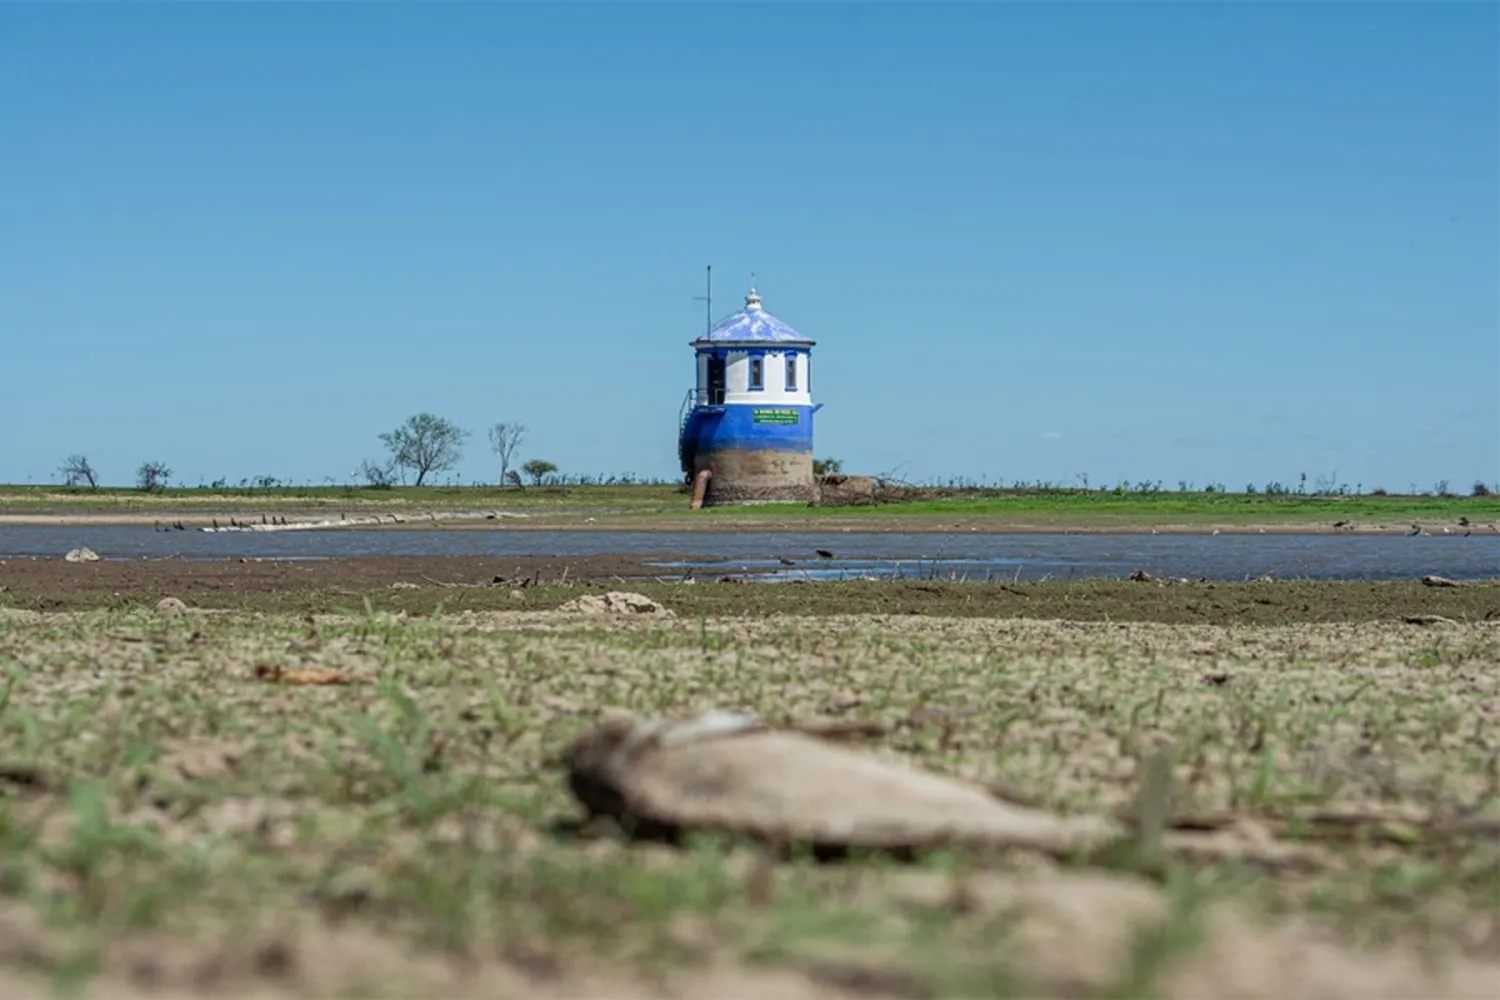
[752,409,800,425]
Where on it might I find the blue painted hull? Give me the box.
[683,403,813,454]
[680,403,815,472]
[679,403,816,504]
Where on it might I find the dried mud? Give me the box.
[0,608,1496,998]
[3,555,1499,625]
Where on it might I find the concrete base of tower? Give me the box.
[696,448,817,506]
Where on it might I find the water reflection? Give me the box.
[0,525,1495,582]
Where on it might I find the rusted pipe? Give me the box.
[690,468,712,510]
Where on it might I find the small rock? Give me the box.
[557,591,674,616]
[155,597,188,616]
[509,589,526,600]
[389,581,419,590]
[63,547,99,563]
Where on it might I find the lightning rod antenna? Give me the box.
[692,264,713,335]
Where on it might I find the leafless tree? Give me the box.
[58,454,99,489]
[136,461,173,492]
[358,458,398,488]
[487,422,528,487]
[378,412,468,487]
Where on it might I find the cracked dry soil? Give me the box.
[0,606,1497,998]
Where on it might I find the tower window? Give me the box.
[785,354,798,391]
[749,356,764,390]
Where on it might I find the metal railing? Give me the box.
[684,387,727,408]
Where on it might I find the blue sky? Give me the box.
[2,2,1495,492]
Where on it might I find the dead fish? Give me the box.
[560,710,1121,858]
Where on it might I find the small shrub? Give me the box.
[522,459,559,486]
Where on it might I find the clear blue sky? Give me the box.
[2,2,1495,492]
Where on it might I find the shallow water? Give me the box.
[1,525,1495,582]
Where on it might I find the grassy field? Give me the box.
[0,483,673,514]
[2,482,1497,531]
[0,601,1496,998]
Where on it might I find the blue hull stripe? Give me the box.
[681,404,814,456]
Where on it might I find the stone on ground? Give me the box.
[557,592,674,617]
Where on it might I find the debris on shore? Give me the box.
[198,509,530,533]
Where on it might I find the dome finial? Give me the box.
[745,272,761,310]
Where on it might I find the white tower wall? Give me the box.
[696,349,812,406]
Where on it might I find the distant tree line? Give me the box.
[356,413,562,489]
[47,438,1500,498]
[889,473,1497,498]
[58,454,173,492]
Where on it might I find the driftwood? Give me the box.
[1402,614,1458,626]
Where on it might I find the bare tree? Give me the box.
[378,412,468,487]
[358,458,398,488]
[58,454,99,489]
[136,461,173,492]
[487,422,528,487]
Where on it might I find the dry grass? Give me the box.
[0,604,1497,998]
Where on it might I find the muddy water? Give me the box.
[1,525,1495,582]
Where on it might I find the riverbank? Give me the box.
[2,555,1496,622]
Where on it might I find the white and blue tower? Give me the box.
[678,278,821,505]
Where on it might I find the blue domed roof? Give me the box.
[692,284,815,347]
